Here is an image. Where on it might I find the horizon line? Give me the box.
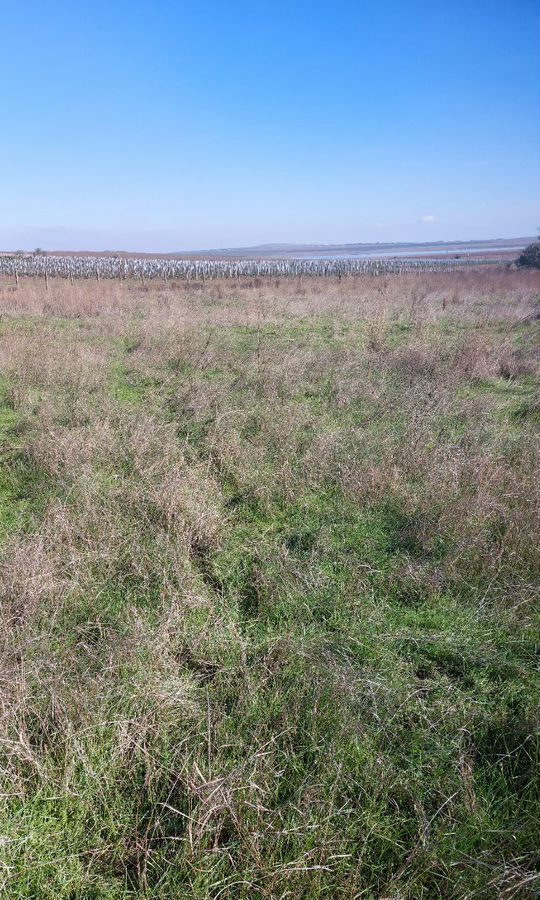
[0,234,534,257]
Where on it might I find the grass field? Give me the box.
[0,270,539,898]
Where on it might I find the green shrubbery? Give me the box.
[516,238,540,269]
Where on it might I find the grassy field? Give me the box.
[0,270,539,898]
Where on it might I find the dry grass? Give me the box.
[0,270,539,898]
[1,268,538,324]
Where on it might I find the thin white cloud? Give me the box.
[419,215,436,223]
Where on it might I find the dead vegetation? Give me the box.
[0,269,539,898]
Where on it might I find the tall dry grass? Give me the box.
[0,269,539,898]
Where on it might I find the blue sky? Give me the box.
[1,0,539,251]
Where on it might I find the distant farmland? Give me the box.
[0,252,515,282]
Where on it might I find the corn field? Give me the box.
[0,254,511,281]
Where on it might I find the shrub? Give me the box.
[516,239,540,269]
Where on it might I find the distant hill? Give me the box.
[179,237,533,259]
[1,237,532,261]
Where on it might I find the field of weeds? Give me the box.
[0,270,539,898]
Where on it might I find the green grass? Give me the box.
[0,377,51,541]
[0,280,539,898]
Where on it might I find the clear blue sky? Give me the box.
[1,0,539,251]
